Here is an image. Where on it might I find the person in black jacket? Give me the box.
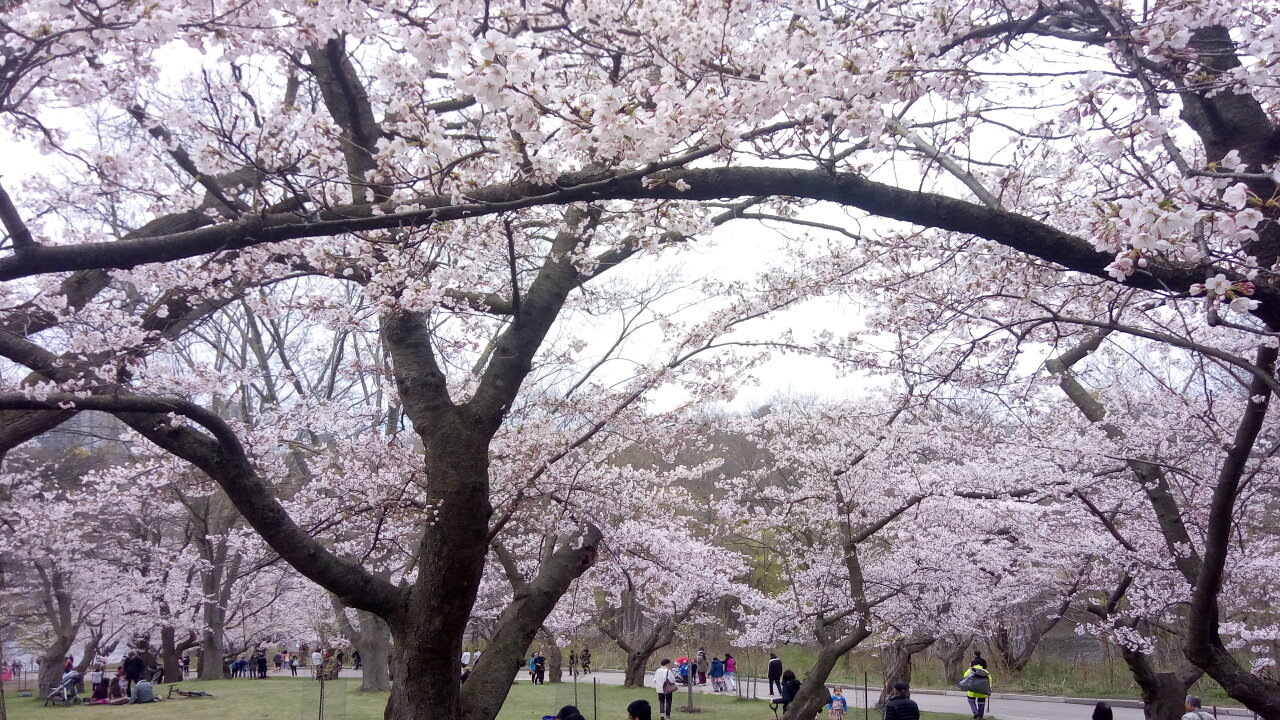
[122,652,145,695]
[884,682,920,720]
[767,653,783,695]
[533,652,546,685]
[771,670,802,712]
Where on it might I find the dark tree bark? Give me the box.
[1119,643,1202,720]
[1183,346,1280,719]
[4,18,1276,720]
[160,627,198,684]
[194,509,242,681]
[33,564,77,703]
[784,631,872,720]
[876,636,936,709]
[932,634,973,685]
[598,588,699,689]
[988,589,1075,674]
[1054,336,1280,719]
[539,628,563,684]
[331,595,393,692]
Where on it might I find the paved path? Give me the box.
[562,671,1249,720]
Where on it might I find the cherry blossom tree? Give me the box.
[1047,331,1280,719]
[716,395,1096,720]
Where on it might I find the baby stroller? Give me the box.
[45,671,82,706]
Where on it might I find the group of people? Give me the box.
[567,646,592,676]
[682,648,736,692]
[650,652,737,720]
[226,647,359,679]
[229,654,270,679]
[82,654,164,705]
[527,651,548,684]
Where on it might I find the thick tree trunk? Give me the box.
[876,636,936,709]
[784,640,863,720]
[36,643,72,703]
[161,627,180,682]
[1184,346,1280,719]
[548,649,563,684]
[199,625,227,680]
[196,526,239,680]
[600,608,682,689]
[33,564,78,702]
[331,594,393,692]
[386,618,464,720]
[355,610,392,692]
[989,605,1067,674]
[624,651,650,688]
[1120,646,1200,720]
[933,634,972,685]
[381,430,494,720]
[159,626,196,683]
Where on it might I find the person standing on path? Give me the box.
[581,647,592,675]
[723,653,736,692]
[883,682,919,720]
[568,650,578,678]
[767,652,783,695]
[696,648,708,685]
[709,656,725,691]
[290,654,299,676]
[653,658,678,720]
[961,659,993,719]
[534,651,547,685]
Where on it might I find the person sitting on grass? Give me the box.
[130,678,161,703]
[107,678,129,705]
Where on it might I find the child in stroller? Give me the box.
[45,670,82,706]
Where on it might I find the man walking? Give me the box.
[534,651,547,685]
[767,652,783,695]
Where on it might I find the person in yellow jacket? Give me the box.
[961,660,993,719]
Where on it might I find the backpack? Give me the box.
[957,667,991,695]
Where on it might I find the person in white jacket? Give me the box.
[653,659,677,720]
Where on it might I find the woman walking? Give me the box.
[654,659,678,720]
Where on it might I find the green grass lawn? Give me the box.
[1,677,973,720]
